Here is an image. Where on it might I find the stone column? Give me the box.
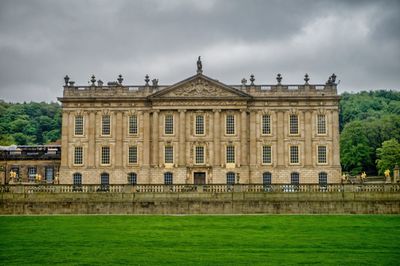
[152,110,159,167]
[143,111,150,166]
[213,109,221,166]
[249,110,257,166]
[115,111,123,168]
[240,109,248,166]
[179,110,186,166]
[304,110,312,166]
[277,111,285,166]
[87,111,96,168]
[60,111,70,168]
[332,110,340,167]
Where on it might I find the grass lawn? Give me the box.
[0,215,399,265]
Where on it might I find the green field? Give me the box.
[0,215,399,265]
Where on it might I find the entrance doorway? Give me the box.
[194,172,206,184]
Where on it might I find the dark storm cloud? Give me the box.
[0,0,399,102]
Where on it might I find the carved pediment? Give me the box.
[149,74,251,99]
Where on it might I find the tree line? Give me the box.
[1,90,399,175]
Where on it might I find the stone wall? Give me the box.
[1,191,399,215]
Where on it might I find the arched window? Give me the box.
[128,172,137,185]
[226,172,235,185]
[319,172,328,184]
[164,172,173,185]
[263,172,272,185]
[290,172,300,184]
[73,173,82,185]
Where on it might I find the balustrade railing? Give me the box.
[1,183,399,194]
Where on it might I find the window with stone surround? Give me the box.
[128,146,138,164]
[319,172,328,185]
[289,145,299,164]
[129,115,138,135]
[100,172,109,190]
[28,167,37,182]
[289,114,299,135]
[291,172,300,184]
[262,115,271,135]
[195,146,205,164]
[127,172,137,185]
[317,145,327,164]
[226,172,235,185]
[317,114,327,135]
[45,167,54,183]
[73,173,82,185]
[262,145,272,164]
[74,115,84,136]
[164,146,174,164]
[101,146,110,165]
[74,146,83,165]
[102,115,111,136]
[165,114,174,135]
[226,145,235,164]
[263,172,272,184]
[164,172,173,185]
[195,115,205,135]
[226,114,235,135]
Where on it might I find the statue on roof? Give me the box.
[197,56,203,74]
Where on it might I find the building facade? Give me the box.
[58,60,341,185]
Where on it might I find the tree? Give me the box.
[376,139,400,175]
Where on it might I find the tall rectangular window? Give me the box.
[262,145,272,164]
[74,146,83,165]
[195,146,205,164]
[102,115,111,135]
[289,114,299,135]
[226,145,235,163]
[195,115,205,135]
[129,115,138,135]
[28,167,37,182]
[45,167,54,183]
[75,115,84,136]
[165,146,174,164]
[128,146,138,164]
[101,146,110,165]
[290,145,299,164]
[262,115,271,135]
[318,145,327,164]
[165,114,174,135]
[317,114,327,135]
[226,114,235,135]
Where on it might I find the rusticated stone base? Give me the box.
[1,192,400,215]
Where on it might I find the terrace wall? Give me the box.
[1,184,399,215]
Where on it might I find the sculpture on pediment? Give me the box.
[197,56,203,74]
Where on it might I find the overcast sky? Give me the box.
[0,0,399,102]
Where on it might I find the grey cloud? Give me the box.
[0,0,399,102]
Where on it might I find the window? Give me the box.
[262,115,271,135]
[290,146,299,164]
[226,145,235,164]
[128,146,138,164]
[75,115,84,136]
[74,146,83,165]
[263,172,272,185]
[73,173,82,185]
[128,172,137,185]
[100,172,109,191]
[226,114,235,135]
[319,172,328,185]
[226,172,235,185]
[165,114,174,135]
[289,114,299,134]
[28,167,37,182]
[165,146,174,164]
[102,115,111,135]
[262,145,272,164]
[129,115,138,135]
[45,167,54,183]
[318,146,327,164]
[101,146,110,165]
[195,146,205,164]
[195,115,205,135]
[317,114,326,134]
[291,172,300,184]
[164,172,173,185]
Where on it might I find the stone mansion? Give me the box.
[58,58,341,186]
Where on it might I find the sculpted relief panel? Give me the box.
[165,80,237,97]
